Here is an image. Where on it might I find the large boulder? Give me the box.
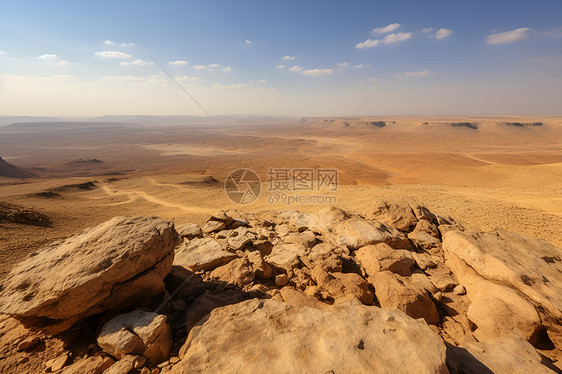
[443,230,562,320]
[97,310,172,365]
[334,216,411,250]
[0,216,177,334]
[176,299,449,373]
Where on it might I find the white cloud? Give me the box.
[337,62,349,67]
[404,70,429,77]
[120,42,135,47]
[435,28,453,40]
[169,60,188,66]
[37,53,59,60]
[258,79,267,84]
[356,39,381,49]
[486,27,532,44]
[175,75,202,82]
[0,50,6,55]
[103,40,114,45]
[354,64,365,69]
[120,61,130,67]
[245,40,252,45]
[288,65,304,72]
[301,68,333,77]
[282,55,296,60]
[51,60,70,66]
[276,64,286,69]
[131,59,153,66]
[95,51,133,59]
[212,82,254,89]
[222,66,232,72]
[422,27,434,33]
[193,65,206,70]
[208,63,220,69]
[383,32,412,44]
[371,23,401,34]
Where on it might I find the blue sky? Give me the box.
[0,0,561,116]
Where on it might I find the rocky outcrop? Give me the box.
[97,310,172,365]
[175,299,449,374]
[0,216,178,333]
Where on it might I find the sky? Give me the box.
[0,0,561,117]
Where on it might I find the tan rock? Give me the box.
[334,217,411,250]
[174,238,236,272]
[97,310,172,365]
[104,355,146,374]
[209,257,255,287]
[409,203,438,224]
[177,299,449,373]
[282,230,317,248]
[246,251,273,278]
[411,252,438,270]
[365,199,417,231]
[265,243,307,272]
[0,216,177,334]
[448,336,554,374]
[355,243,415,276]
[311,266,373,305]
[61,356,115,374]
[175,223,202,239]
[443,230,562,320]
[182,291,243,333]
[369,271,440,325]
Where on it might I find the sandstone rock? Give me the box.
[369,271,440,325]
[408,230,441,250]
[282,230,317,248]
[365,199,417,231]
[274,274,289,287]
[16,336,40,351]
[177,299,449,373]
[303,243,343,272]
[246,251,273,278]
[97,310,172,365]
[60,356,115,374]
[467,282,542,344]
[265,243,307,272]
[278,286,327,309]
[202,220,226,234]
[454,285,466,295]
[443,230,562,321]
[46,353,69,372]
[448,336,555,374]
[410,203,438,224]
[226,235,251,251]
[355,243,415,276]
[174,238,236,272]
[334,217,410,250]
[175,223,202,239]
[104,355,146,374]
[412,252,438,270]
[311,266,374,305]
[315,206,349,232]
[0,216,177,334]
[209,257,255,287]
[182,291,243,333]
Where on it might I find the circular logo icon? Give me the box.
[224,168,261,204]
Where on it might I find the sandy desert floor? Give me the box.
[1,115,561,279]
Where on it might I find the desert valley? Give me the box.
[0,115,561,373]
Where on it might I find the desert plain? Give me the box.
[0,115,561,373]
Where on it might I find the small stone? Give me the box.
[17,336,40,351]
[47,353,69,371]
[275,274,289,287]
[454,285,466,295]
[170,356,180,364]
[157,360,170,368]
[433,292,443,302]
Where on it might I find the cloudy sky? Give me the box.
[0,0,561,116]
